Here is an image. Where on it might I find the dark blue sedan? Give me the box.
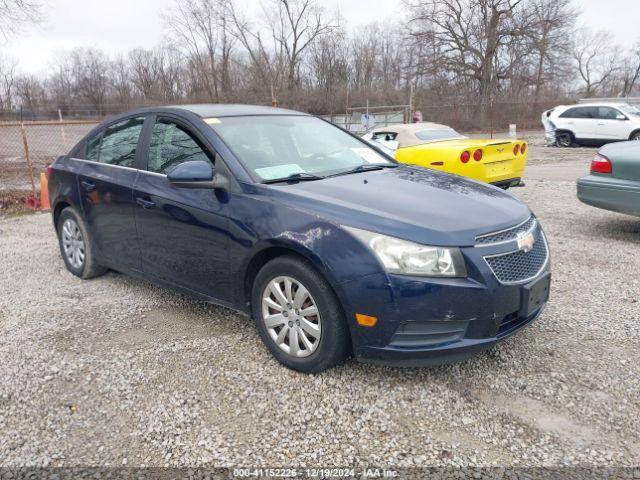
[48,104,551,372]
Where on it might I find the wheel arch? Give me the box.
[628,128,640,140]
[555,128,575,138]
[242,243,340,311]
[52,200,72,229]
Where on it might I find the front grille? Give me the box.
[476,216,536,245]
[485,233,549,284]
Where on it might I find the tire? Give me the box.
[251,255,351,373]
[630,131,640,141]
[56,207,107,279]
[556,131,574,148]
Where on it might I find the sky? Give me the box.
[5,0,640,76]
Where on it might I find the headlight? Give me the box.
[344,226,467,277]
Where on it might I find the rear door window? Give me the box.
[98,117,144,167]
[147,119,214,174]
[85,133,102,161]
[559,107,596,119]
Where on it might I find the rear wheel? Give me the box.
[556,131,574,148]
[630,131,640,141]
[57,207,107,279]
[251,255,350,373]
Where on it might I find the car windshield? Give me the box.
[620,105,640,117]
[414,128,466,142]
[208,115,394,181]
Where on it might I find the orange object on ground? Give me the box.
[40,172,51,210]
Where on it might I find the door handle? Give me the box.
[136,197,156,209]
[597,122,605,125]
[81,180,96,192]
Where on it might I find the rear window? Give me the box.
[414,128,464,142]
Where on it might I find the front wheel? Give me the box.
[630,131,640,141]
[251,255,351,373]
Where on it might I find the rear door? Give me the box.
[77,116,146,270]
[133,115,230,299]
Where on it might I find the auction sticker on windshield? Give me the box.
[255,164,306,180]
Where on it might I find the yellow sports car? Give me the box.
[363,123,527,189]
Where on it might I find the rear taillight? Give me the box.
[520,143,527,155]
[473,149,483,161]
[460,151,470,163]
[45,164,53,179]
[591,154,612,174]
[513,144,520,155]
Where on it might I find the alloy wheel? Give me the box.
[261,276,322,358]
[61,218,85,269]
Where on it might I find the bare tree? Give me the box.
[527,0,576,100]
[110,54,133,106]
[0,0,42,38]
[70,48,110,114]
[226,0,285,103]
[405,0,534,120]
[0,54,16,108]
[572,28,620,97]
[266,0,336,92]
[164,0,235,102]
[619,42,640,97]
[15,73,45,112]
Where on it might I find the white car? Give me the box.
[544,103,640,147]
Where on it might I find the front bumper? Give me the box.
[577,175,640,217]
[336,223,550,366]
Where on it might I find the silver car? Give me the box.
[577,141,640,216]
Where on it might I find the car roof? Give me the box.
[371,122,461,148]
[559,103,629,109]
[103,104,309,124]
[169,104,309,117]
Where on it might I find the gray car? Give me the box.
[577,141,640,216]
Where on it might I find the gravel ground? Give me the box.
[0,141,639,474]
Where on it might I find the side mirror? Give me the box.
[616,114,627,120]
[167,160,214,188]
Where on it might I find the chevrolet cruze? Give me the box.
[48,105,551,373]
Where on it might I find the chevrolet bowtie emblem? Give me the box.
[517,232,535,252]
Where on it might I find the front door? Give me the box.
[77,116,145,270]
[594,106,630,140]
[133,116,230,299]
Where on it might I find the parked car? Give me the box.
[48,105,551,373]
[545,103,640,147]
[362,123,527,189]
[577,141,640,217]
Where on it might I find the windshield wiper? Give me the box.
[262,172,324,184]
[326,163,398,178]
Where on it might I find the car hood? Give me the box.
[265,166,531,246]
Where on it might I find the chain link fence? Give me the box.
[0,120,98,214]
